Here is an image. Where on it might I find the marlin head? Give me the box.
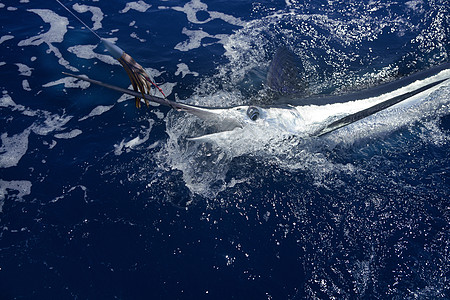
[177,105,250,134]
[185,104,310,142]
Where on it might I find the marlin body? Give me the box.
[65,61,450,141]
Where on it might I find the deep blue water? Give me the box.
[1,0,450,299]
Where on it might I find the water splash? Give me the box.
[155,5,450,199]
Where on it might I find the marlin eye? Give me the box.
[247,106,260,121]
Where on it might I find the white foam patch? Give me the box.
[175,63,199,78]
[67,44,120,65]
[114,120,154,155]
[43,140,57,149]
[30,113,73,136]
[0,93,42,117]
[51,185,87,203]
[16,63,33,76]
[130,32,146,43]
[160,82,177,97]
[153,110,165,120]
[0,180,32,213]
[72,4,104,31]
[0,93,77,170]
[0,93,25,111]
[0,4,4,9]
[18,9,77,72]
[172,0,243,26]
[22,80,31,91]
[145,67,164,79]
[43,76,91,89]
[0,35,13,44]
[175,28,228,51]
[120,1,151,13]
[117,91,133,103]
[0,129,31,169]
[0,62,5,67]
[79,105,114,121]
[54,129,82,139]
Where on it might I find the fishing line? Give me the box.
[55,0,102,40]
[55,0,171,107]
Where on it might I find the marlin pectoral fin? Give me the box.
[313,78,449,137]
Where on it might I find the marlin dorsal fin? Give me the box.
[266,47,307,97]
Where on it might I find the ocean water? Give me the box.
[1,0,449,299]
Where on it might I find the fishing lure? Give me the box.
[56,0,165,108]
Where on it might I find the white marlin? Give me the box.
[57,0,450,141]
[64,60,450,141]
